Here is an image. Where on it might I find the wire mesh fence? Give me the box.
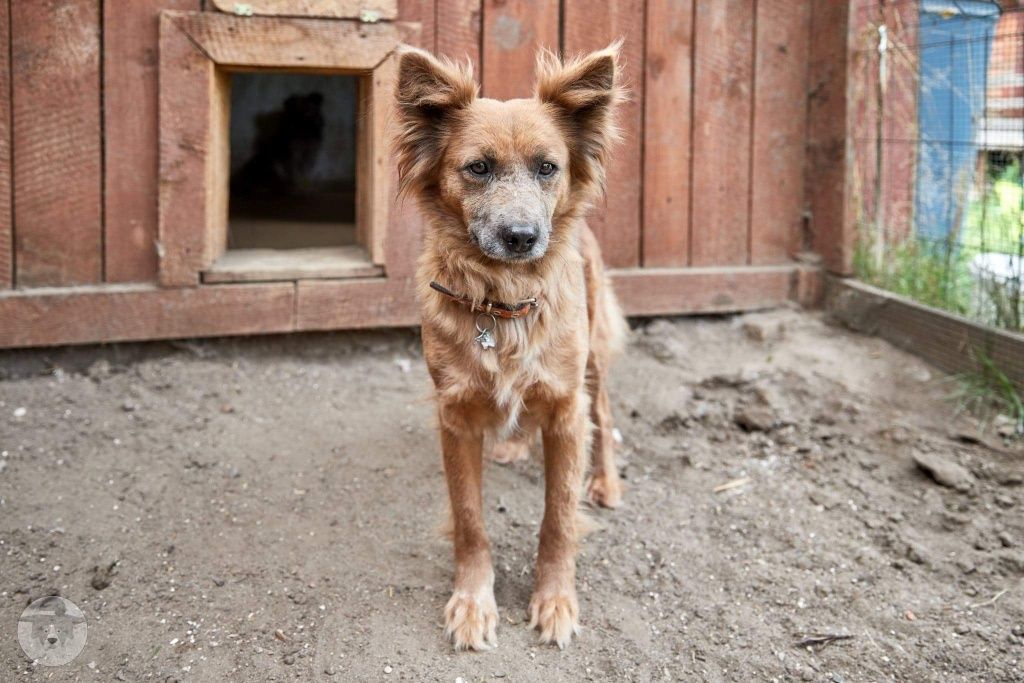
[849,0,1024,343]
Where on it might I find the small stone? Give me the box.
[734,403,776,432]
[954,624,971,635]
[87,359,112,381]
[912,451,974,492]
[994,494,1016,509]
[324,666,337,676]
[1011,624,1023,637]
[122,400,137,412]
[905,610,916,621]
[283,655,296,665]
[384,665,393,674]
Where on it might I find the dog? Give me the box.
[393,41,627,650]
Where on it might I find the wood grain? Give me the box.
[397,0,436,53]
[202,246,382,282]
[437,0,482,75]
[104,0,198,284]
[807,0,852,274]
[209,0,398,19]
[563,0,644,268]
[0,0,10,288]
[0,282,295,348]
[297,277,420,331]
[12,0,102,287]
[611,264,797,316]
[170,11,401,70]
[641,0,693,267]
[481,0,558,100]
[690,0,754,266]
[158,12,215,286]
[749,0,810,264]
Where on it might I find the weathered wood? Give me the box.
[104,1,198,284]
[0,0,11,288]
[210,0,398,20]
[749,0,810,264]
[437,0,481,71]
[690,0,754,266]
[169,11,401,70]
[297,277,421,331]
[202,246,383,283]
[0,283,295,348]
[642,0,694,267]
[612,264,798,316]
[12,0,102,287]
[563,0,644,268]
[158,13,214,286]
[827,277,1024,389]
[356,53,396,265]
[398,0,436,53]
[808,0,853,274]
[481,0,558,100]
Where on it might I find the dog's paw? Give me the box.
[528,589,579,649]
[444,588,498,651]
[487,440,530,464]
[586,472,622,509]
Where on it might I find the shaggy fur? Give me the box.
[393,42,627,651]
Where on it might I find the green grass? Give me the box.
[949,346,1024,436]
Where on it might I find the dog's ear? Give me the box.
[393,46,477,195]
[535,41,623,196]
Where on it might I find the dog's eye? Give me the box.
[467,161,490,176]
[538,162,557,177]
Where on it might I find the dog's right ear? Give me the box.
[393,46,477,195]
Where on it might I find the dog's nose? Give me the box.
[500,225,538,254]
[47,636,57,645]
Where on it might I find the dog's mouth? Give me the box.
[470,228,550,264]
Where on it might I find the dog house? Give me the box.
[0,1,852,349]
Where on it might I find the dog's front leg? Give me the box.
[438,402,498,650]
[530,392,588,648]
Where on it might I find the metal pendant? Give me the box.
[474,313,497,350]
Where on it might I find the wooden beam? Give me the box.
[0,0,10,289]
[398,0,437,54]
[436,0,480,71]
[209,0,398,20]
[563,0,644,268]
[611,264,800,316]
[642,0,694,267]
[690,0,755,267]
[749,1,810,264]
[481,0,558,100]
[0,283,295,348]
[168,11,402,71]
[104,1,199,284]
[296,277,420,331]
[12,0,102,287]
[807,0,853,274]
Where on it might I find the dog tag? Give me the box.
[474,313,497,350]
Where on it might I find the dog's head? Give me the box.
[394,42,622,263]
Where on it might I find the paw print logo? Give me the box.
[18,596,87,667]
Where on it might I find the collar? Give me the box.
[429,281,540,319]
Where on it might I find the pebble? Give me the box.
[324,666,337,676]
[912,451,974,492]
[384,665,393,674]
[283,655,296,665]
[12,406,26,418]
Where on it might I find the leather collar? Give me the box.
[429,281,539,319]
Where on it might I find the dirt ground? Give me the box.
[1,308,1022,682]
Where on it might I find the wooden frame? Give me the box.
[158,11,414,286]
[209,0,398,20]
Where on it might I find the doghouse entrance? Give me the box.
[203,71,382,283]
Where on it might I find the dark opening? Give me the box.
[228,72,359,249]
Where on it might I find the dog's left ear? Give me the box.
[535,41,623,195]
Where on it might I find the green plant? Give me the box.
[949,346,1024,436]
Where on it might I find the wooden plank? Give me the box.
[202,246,383,283]
[169,11,401,70]
[641,0,693,267]
[690,0,754,266]
[827,277,1024,390]
[481,0,558,100]
[210,0,398,20]
[297,277,420,331]
[104,0,198,284]
[749,0,810,264]
[437,0,481,74]
[158,13,214,286]
[807,0,853,274]
[0,283,295,348]
[12,0,102,287]
[0,0,11,288]
[612,264,798,316]
[563,0,644,268]
[397,0,436,53]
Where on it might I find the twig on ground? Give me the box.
[968,588,1008,610]
[793,633,855,651]
[713,477,751,493]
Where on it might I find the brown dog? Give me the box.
[393,41,627,650]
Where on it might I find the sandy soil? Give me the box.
[1,308,1022,682]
